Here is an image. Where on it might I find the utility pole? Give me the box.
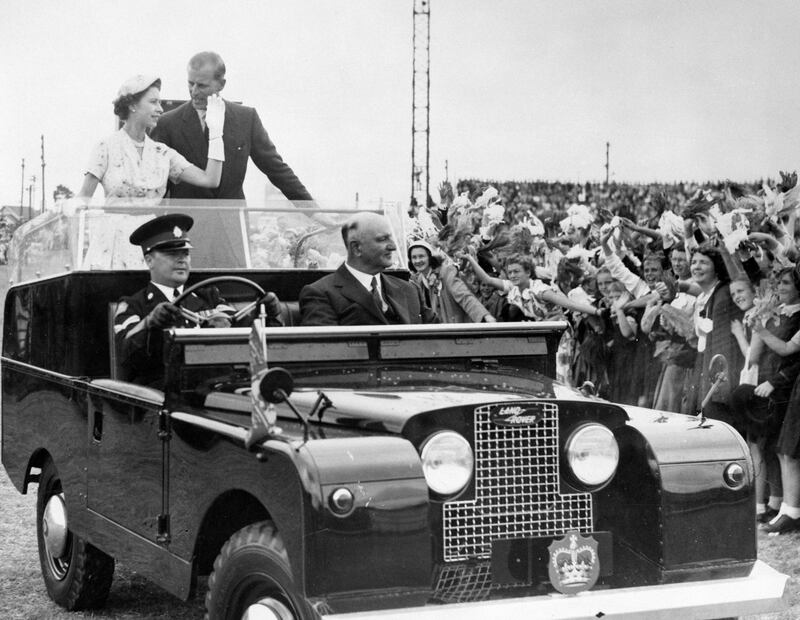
[411,0,431,209]
[605,141,610,186]
[20,158,25,215]
[41,135,46,213]
[28,175,36,219]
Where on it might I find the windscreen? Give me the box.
[5,199,408,284]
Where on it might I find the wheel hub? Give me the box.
[242,597,293,620]
[43,493,68,558]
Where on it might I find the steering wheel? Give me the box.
[173,276,265,326]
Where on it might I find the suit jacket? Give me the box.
[114,283,224,386]
[299,264,437,326]
[410,262,490,323]
[151,100,312,201]
[151,100,312,268]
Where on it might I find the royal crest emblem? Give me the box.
[547,530,600,595]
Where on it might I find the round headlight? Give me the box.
[420,431,474,496]
[565,424,619,489]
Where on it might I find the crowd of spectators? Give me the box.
[405,172,800,534]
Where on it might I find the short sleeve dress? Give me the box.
[503,279,560,321]
[85,129,191,204]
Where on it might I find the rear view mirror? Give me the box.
[259,367,294,403]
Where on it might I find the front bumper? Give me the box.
[321,559,787,620]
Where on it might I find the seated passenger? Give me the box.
[299,212,437,326]
[114,213,262,386]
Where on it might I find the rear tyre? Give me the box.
[36,458,115,610]
[205,521,312,620]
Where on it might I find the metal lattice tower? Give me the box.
[411,0,430,208]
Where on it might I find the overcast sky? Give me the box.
[3,0,800,210]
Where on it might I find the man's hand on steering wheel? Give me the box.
[146,302,182,328]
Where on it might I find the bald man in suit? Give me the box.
[299,212,437,326]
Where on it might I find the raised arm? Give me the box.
[459,252,506,292]
[539,288,602,318]
[176,94,224,188]
[752,323,800,357]
[439,263,496,322]
[620,217,663,243]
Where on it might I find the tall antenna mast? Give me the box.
[20,158,25,212]
[411,0,431,208]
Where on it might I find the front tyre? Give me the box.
[36,458,115,609]
[205,521,313,620]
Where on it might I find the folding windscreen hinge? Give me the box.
[156,514,171,544]
[158,407,171,440]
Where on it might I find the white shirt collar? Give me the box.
[152,282,183,300]
[345,262,382,294]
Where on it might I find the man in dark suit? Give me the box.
[300,212,437,326]
[151,51,313,266]
[114,214,235,386]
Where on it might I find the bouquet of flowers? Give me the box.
[744,280,781,329]
[658,304,695,340]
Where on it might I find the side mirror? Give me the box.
[697,354,729,427]
[709,354,728,383]
[259,367,294,403]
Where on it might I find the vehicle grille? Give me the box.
[442,402,592,562]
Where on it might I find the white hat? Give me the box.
[117,74,161,98]
[408,239,435,255]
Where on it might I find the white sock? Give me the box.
[756,502,767,514]
[769,496,783,511]
[783,504,800,520]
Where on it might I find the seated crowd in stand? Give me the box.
[405,172,800,535]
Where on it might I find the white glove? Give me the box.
[205,94,225,139]
[208,137,225,162]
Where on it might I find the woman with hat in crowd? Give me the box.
[408,240,496,323]
[77,75,225,204]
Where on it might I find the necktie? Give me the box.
[198,110,207,131]
[173,288,180,299]
[371,276,386,313]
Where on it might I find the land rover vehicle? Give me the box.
[1,202,788,619]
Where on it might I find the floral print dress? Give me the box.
[85,129,191,204]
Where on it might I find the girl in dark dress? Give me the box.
[729,276,792,525]
[605,280,642,405]
[750,267,800,533]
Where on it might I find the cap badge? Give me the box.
[173,226,183,238]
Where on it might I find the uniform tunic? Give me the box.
[113,283,226,386]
